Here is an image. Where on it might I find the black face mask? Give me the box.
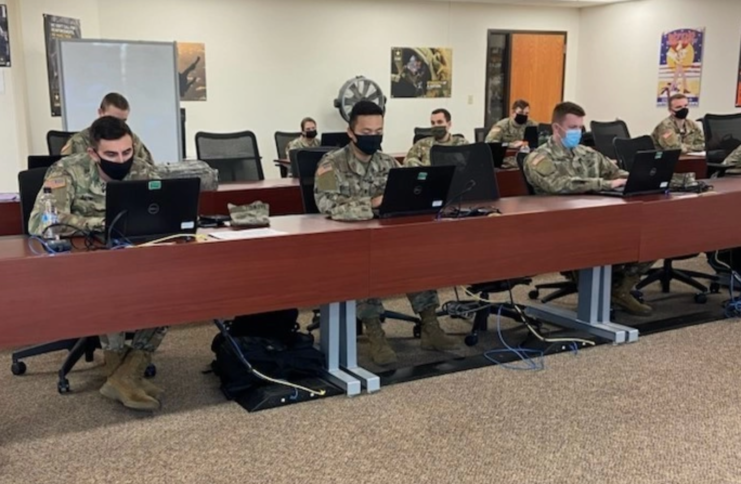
[97,153,134,181]
[305,130,318,139]
[353,134,383,156]
[514,113,529,125]
[674,107,689,120]
[431,126,448,140]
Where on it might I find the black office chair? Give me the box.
[590,120,630,160]
[537,123,553,137]
[613,135,655,170]
[274,131,301,178]
[289,147,334,179]
[702,114,741,176]
[474,128,487,143]
[430,143,533,346]
[46,130,76,156]
[195,131,264,182]
[28,155,63,170]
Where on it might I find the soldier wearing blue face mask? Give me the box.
[523,102,655,316]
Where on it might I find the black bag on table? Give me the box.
[210,309,325,399]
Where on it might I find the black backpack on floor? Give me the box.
[210,309,325,399]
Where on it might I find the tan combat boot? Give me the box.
[101,349,128,378]
[419,308,458,351]
[131,350,163,399]
[99,350,160,411]
[363,318,397,366]
[611,276,653,316]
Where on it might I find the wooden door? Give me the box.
[508,33,566,126]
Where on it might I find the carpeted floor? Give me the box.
[2,257,739,484]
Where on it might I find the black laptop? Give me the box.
[599,149,680,197]
[486,143,508,169]
[105,178,201,243]
[524,126,539,149]
[28,155,62,170]
[374,166,455,219]
[320,132,351,148]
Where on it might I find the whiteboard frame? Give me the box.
[58,38,183,162]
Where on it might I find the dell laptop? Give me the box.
[105,178,201,243]
[374,166,455,219]
[486,143,508,169]
[599,149,680,197]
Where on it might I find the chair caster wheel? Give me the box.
[464,334,479,347]
[631,290,644,303]
[11,361,26,376]
[413,325,421,339]
[528,290,540,300]
[58,379,71,394]
[694,293,708,304]
[710,282,721,294]
[144,364,157,378]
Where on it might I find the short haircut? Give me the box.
[512,99,530,111]
[300,117,316,131]
[90,116,133,147]
[349,100,384,129]
[669,93,688,106]
[431,108,451,122]
[100,92,130,112]
[552,101,586,124]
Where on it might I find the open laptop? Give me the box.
[105,178,201,243]
[28,155,62,170]
[524,126,539,149]
[486,143,508,169]
[374,166,455,219]
[598,149,680,197]
[320,132,351,148]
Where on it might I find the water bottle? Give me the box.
[38,187,60,240]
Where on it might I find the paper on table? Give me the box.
[685,151,707,157]
[0,193,19,202]
[209,228,288,241]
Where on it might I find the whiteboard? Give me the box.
[58,39,182,163]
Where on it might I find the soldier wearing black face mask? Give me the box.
[285,116,321,159]
[486,99,537,168]
[404,108,469,167]
[651,93,705,154]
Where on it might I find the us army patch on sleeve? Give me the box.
[44,178,66,189]
[531,154,545,166]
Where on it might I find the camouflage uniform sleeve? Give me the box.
[653,122,681,152]
[485,122,504,143]
[313,160,373,221]
[404,140,426,167]
[724,146,741,167]
[685,121,706,153]
[524,152,611,195]
[60,133,82,156]
[595,150,627,179]
[285,138,299,160]
[28,166,104,236]
[136,139,156,166]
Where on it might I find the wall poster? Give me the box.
[177,42,207,102]
[657,28,705,107]
[0,5,10,67]
[391,47,452,98]
[43,14,82,116]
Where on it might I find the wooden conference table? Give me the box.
[3,176,741,395]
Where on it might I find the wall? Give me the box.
[96,0,581,178]
[577,0,741,138]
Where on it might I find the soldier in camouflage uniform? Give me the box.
[30,117,165,411]
[651,93,705,154]
[524,102,656,316]
[285,116,321,159]
[404,108,469,167]
[724,145,741,173]
[61,92,155,166]
[314,101,457,365]
[486,99,538,169]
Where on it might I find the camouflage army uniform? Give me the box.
[285,136,321,159]
[724,145,741,173]
[28,153,167,353]
[485,117,538,168]
[524,136,654,282]
[651,117,705,154]
[404,135,469,167]
[61,127,156,165]
[314,144,439,319]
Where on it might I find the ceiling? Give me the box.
[426,0,636,7]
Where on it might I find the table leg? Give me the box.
[525,266,639,344]
[338,301,380,393]
[320,302,362,396]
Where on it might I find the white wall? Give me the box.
[577,0,741,138]
[96,0,581,178]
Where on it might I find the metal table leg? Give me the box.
[338,301,380,393]
[320,302,362,396]
[525,266,639,344]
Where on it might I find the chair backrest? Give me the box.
[413,127,433,144]
[195,130,264,182]
[613,135,655,171]
[18,168,48,235]
[474,128,487,143]
[537,123,553,137]
[515,152,536,196]
[46,130,76,156]
[274,131,301,160]
[702,113,741,153]
[289,147,334,179]
[429,142,499,202]
[28,155,62,170]
[590,120,630,159]
[295,150,330,214]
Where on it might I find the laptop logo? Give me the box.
[148,203,160,215]
[649,168,657,177]
[148,181,162,190]
[417,172,428,181]
[413,186,423,196]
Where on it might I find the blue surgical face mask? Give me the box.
[562,129,582,149]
